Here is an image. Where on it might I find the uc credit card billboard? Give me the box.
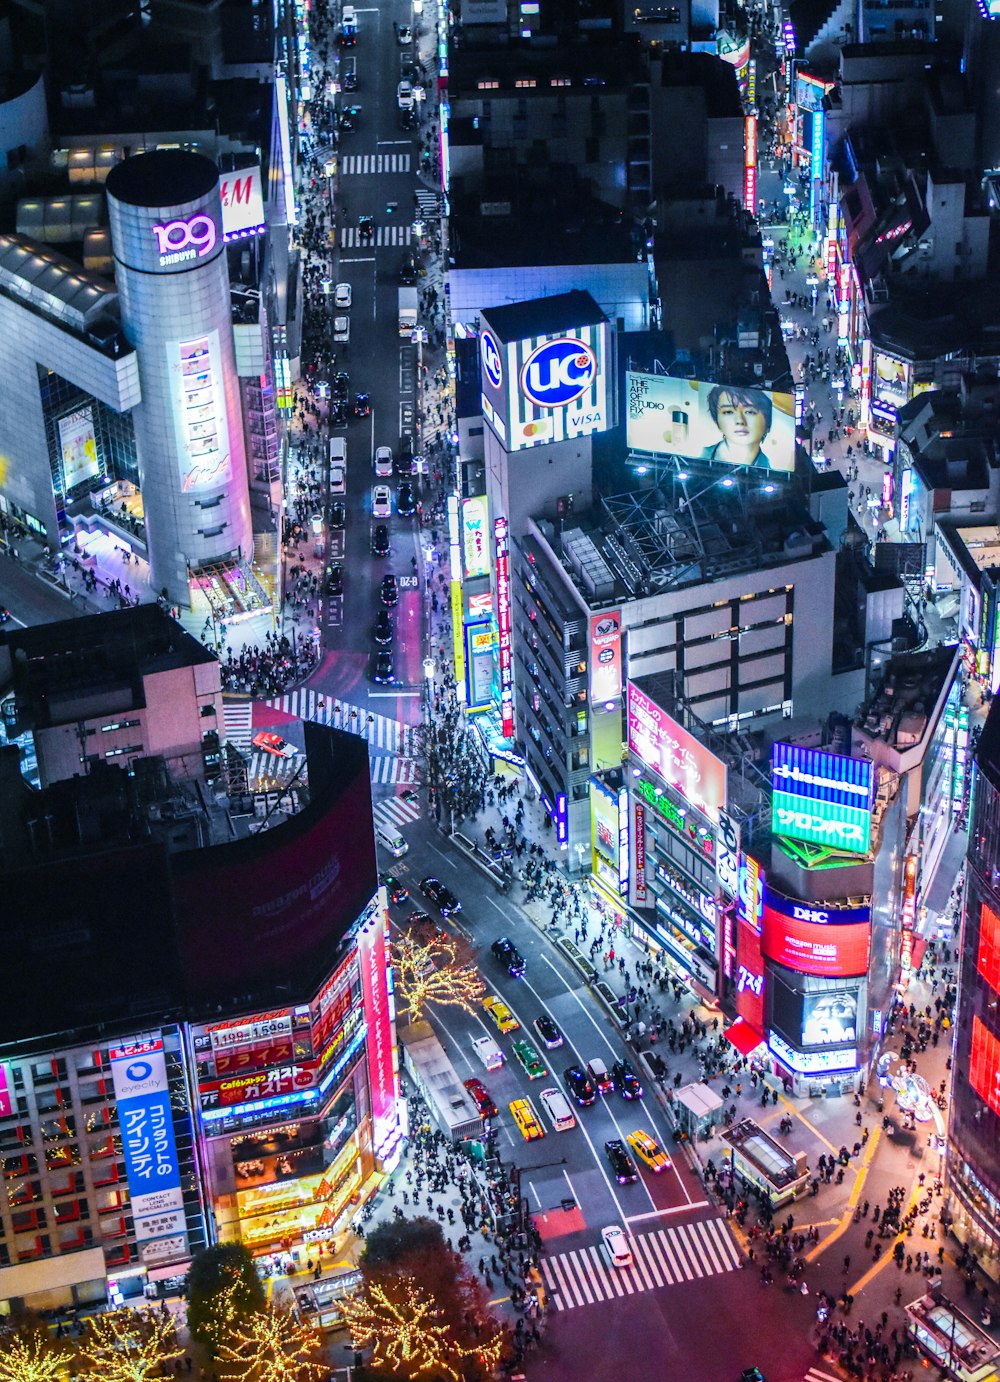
[626,373,796,474]
[480,300,613,452]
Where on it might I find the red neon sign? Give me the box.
[744,115,758,213]
[978,901,1000,995]
[358,910,397,1147]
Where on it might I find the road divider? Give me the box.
[449,830,512,893]
[554,936,597,986]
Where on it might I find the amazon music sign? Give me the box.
[762,885,871,979]
[479,294,614,452]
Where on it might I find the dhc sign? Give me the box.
[520,337,598,408]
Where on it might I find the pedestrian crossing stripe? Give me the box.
[340,225,412,248]
[340,153,412,175]
[222,696,254,749]
[371,755,419,785]
[415,189,441,216]
[246,750,302,788]
[540,1218,740,1310]
[263,689,413,755]
[805,1370,842,1382]
[373,794,421,831]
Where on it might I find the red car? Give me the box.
[464,1078,498,1118]
[252,731,296,758]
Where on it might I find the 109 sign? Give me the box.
[151,214,217,266]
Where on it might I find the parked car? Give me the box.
[328,500,346,530]
[396,480,416,516]
[342,70,358,91]
[333,371,350,401]
[373,610,393,645]
[374,446,394,477]
[397,80,414,109]
[380,573,398,606]
[371,524,390,557]
[397,22,412,42]
[335,282,352,308]
[332,315,350,343]
[330,463,346,496]
[420,876,461,915]
[324,562,344,597]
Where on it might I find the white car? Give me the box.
[372,485,392,518]
[332,315,350,343]
[602,1225,633,1269]
[397,80,414,109]
[342,4,357,23]
[330,463,346,495]
[335,282,352,308]
[374,446,394,478]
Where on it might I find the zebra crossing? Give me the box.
[263,688,412,754]
[340,153,411,176]
[541,1218,740,1311]
[371,756,419,785]
[246,749,303,789]
[340,224,412,248]
[373,792,421,833]
[414,188,442,217]
[804,1369,842,1382]
[222,697,254,751]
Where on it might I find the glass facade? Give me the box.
[38,367,140,509]
[948,755,1000,1278]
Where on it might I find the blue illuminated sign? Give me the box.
[109,1040,185,1241]
[771,743,874,854]
[520,337,598,409]
[480,329,503,391]
[810,110,825,222]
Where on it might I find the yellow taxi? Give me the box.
[483,995,520,1034]
[510,1098,545,1141]
[627,1128,671,1173]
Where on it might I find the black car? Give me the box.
[398,257,417,287]
[342,70,358,91]
[324,562,344,597]
[400,107,418,132]
[371,524,390,557]
[330,400,348,426]
[353,392,371,418]
[380,873,408,904]
[380,573,398,606]
[605,1138,639,1185]
[338,107,357,131]
[333,371,350,401]
[397,22,412,42]
[396,481,416,516]
[491,936,526,977]
[329,500,346,530]
[533,1014,563,1049]
[358,215,375,241]
[372,650,394,684]
[419,876,462,916]
[563,1065,597,1107]
[338,25,356,45]
[611,1058,644,1100]
[374,609,393,645]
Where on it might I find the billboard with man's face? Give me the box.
[626,373,796,474]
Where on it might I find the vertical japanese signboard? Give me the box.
[110,1039,188,1261]
[357,898,398,1156]
[494,516,514,737]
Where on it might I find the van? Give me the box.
[539,1087,576,1132]
[376,824,408,858]
[329,437,347,467]
[472,1036,504,1072]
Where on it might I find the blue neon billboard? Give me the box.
[110,1040,185,1245]
[810,109,825,223]
[770,742,874,854]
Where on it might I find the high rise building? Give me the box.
[947,698,1000,1279]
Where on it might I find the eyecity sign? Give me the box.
[151,213,218,266]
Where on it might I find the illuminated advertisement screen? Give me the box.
[109,1039,187,1253]
[802,989,860,1046]
[627,682,727,821]
[770,742,874,854]
[626,373,795,473]
[795,72,831,111]
[0,1064,11,1118]
[978,901,1000,995]
[874,353,911,403]
[479,313,613,452]
[969,1017,1000,1119]
[590,609,622,705]
[592,780,628,896]
[461,496,490,578]
[465,620,495,709]
[170,331,233,493]
[735,916,765,1032]
[744,115,757,215]
[358,898,398,1152]
[218,165,266,241]
[762,887,871,978]
[58,406,100,493]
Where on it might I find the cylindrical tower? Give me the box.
[106,149,252,606]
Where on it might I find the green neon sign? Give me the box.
[634,778,714,856]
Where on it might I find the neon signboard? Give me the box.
[634,801,647,903]
[771,742,874,854]
[628,683,727,821]
[495,516,514,737]
[151,214,217,267]
[109,1039,187,1256]
[744,114,758,214]
[899,854,917,985]
[761,886,871,978]
[978,901,1000,995]
[218,166,266,241]
[462,496,490,578]
[358,898,398,1154]
[735,915,765,1031]
[969,1017,1000,1119]
[590,610,622,705]
[810,108,825,223]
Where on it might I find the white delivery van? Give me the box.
[472,1036,504,1072]
[329,437,347,466]
[540,1087,576,1132]
[375,824,408,857]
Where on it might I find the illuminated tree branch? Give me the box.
[0,1330,72,1382]
[338,1276,459,1379]
[77,1308,182,1381]
[391,931,484,1024]
[214,1305,325,1382]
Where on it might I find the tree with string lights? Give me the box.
[390,929,484,1024]
[0,1327,71,1382]
[214,1304,325,1382]
[76,1308,182,1380]
[186,1243,265,1353]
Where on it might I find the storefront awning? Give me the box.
[725,1018,765,1056]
